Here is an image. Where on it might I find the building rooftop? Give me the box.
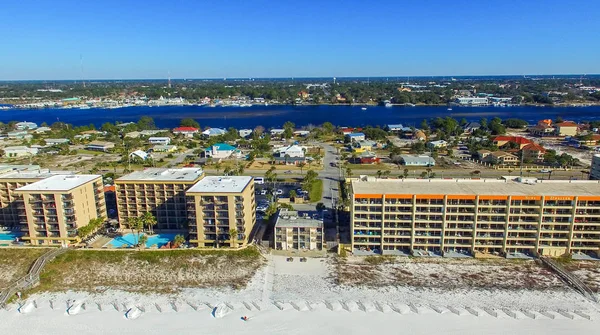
[187,176,252,194]
[275,209,323,228]
[0,169,73,180]
[352,178,600,197]
[117,168,203,182]
[0,165,41,174]
[16,174,100,192]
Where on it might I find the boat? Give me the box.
[385,103,393,108]
[447,107,453,111]
[361,107,367,110]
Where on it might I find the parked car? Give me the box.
[275,189,284,195]
[254,177,264,184]
[260,189,267,195]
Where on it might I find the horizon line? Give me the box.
[1,73,599,82]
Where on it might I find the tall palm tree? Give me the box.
[229,228,238,248]
[125,217,143,246]
[141,212,157,235]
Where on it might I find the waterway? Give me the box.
[1,105,600,129]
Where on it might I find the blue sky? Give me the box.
[1,0,598,80]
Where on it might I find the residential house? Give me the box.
[151,145,177,153]
[130,150,150,161]
[555,121,578,137]
[3,146,38,157]
[124,131,141,138]
[74,134,92,140]
[204,143,239,159]
[521,143,546,163]
[400,155,435,167]
[428,140,448,149]
[477,149,492,161]
[86,141,115,152]
[270,128,285,136]
[530,119,556,137]
[148,137,171,145]
[173,126,199,138]
[463,122,481,133]
[140,129,166,136]
[352,140,377,153]
[347,132,366,142]
[238,129,253,138]
[275,145,306,158]
[492,136,532,149]
[15,121,37,130]
[358,151,380,164]
[485,151,518,165]
[45,138,70,145]
[34,127,51,134]
[293,130,310,137]
[387,124,409,132]
[202,128,227,137]
[274,156,307,165]
[7,130,29,139]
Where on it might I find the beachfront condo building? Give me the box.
[115,168,204,229]
[274,209,324,251]
[15,174,106,246]
[186,176,256,248]
[0,165,72,229]
[351,177,600,258]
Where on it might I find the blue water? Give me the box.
[0,231,24,241]
[1,105,600,129]
[107,233,177,248]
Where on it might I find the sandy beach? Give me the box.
[2,255,598,334]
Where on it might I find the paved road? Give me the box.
[319,144,341,210]
[167,149,195,167]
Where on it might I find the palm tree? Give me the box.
[377,170,383,178]
[298,162,306,175]
[426,168,432,178]
[138,234,148,249]
[215,162,222,173]
[141,212,157,235]
[289,190,297,200]
[174,234,186,248]
[229,228,238,248]
[507,169,513,176]
[346,167,353,178]
[125,217,143,246]
[383,170,391,179]
[403,168,409,179]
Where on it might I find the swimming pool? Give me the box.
[106,233,178,248]
[0,231,24,242]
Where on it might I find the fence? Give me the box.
[540,257,597,303]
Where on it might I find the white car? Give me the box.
[539,169,551,173]
[260,189,267,195]
[275,189,283,195]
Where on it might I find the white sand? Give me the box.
[1,255,598,334]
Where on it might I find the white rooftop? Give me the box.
[117,168,203,182]
[351,177,600,197]
[0,169,74,180]
[187,176,252,194]
[275,210,323,228]
[16,174,100,192]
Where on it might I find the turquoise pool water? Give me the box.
[106,233,178,248]
[0,231,24,241]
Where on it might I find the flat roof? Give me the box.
[351,178,600,197]
[0,169,74,180]
[16,174,100,192]
[187,176,252,194]
[275,210,323,228]
[0,165,40,174]
[117,168,203,182]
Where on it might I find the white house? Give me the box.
[270,129,285,136]
[202,128,227,137]
[15,121,37,130]
[238,129,253,138]
[7,131,29,139]
[4,146,39,157]
[293,130,310,137]
[275,145,306,158]
[45,138,70,145]
[204,143,239,159]
[129,150,150,160]
[34,127,51,134]
[148,137,171,145]
[173,127,199,138]
[427,140,448,149]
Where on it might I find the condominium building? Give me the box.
[590,154,600,180]
[115,168,204,229]
[351,177,600,258]
[274,209,324,251]
[0,165,72,228]
[15,175,106,246]
[186,176,255,248]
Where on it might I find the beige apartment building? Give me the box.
[0,165,73,228]
[15,174,106,246]
[351,177,600,258]
[274,209,324,251]
[186,176,256,248]
[115,168,204,229]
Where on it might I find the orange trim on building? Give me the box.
[415,194,445,199]
[354,194,383,199]
[577,196,600,201]
[447,195,476,200]
[479,195,508,200]
[384,194,413,199]
[511,196,542,200]
[545,196,574,201]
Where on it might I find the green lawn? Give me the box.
[309,179,323,202]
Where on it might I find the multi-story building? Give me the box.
[0,165,72,228]
[15,174,106,246]
[274,209,324,251]
[115,168,204,229]
[351,177,600,258]
[590,154,600,180]
[186,176,255,248]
